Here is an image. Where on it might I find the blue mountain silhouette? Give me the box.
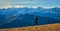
[0,7,60,28]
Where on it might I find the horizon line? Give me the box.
[0,6,60,9]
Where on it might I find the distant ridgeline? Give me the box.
[0,7,60,28]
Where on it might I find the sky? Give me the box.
[0,0,60,8]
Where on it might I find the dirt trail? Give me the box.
[0,23,60,31]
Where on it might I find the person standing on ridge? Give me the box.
[33,16,39,25]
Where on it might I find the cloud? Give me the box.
[0,0,60,8]
[0,1,41,8]
[0,1,41,4]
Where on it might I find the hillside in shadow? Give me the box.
[0,14,60,29]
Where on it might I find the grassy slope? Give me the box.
[0,23,60,31]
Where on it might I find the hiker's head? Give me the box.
[34,16,38,20]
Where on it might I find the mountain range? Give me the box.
[0,7,60,28]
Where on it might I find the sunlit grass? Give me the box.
[0,23,60,31]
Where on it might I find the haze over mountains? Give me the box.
[0,7,60,28]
